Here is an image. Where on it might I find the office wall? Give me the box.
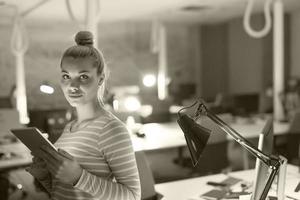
[196,15,273,101]
[0,23,16,97]
[290,10,300,77]
[228,16,265,94]
[0,20,197,109]
[200,23,229,99]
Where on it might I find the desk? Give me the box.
[0,142,31,171]
[274,121,290,135]
[0,123,185,170]
[0,120,291,170]
[131,122,186,152]
[230,120,289,139]
[130,120,290,152]
[155,164,300,200]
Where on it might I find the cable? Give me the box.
[65,0,79,23]
[10,14,29,55]
[21,0,51,17]
[243,0,273,38]
[65,0,101,25]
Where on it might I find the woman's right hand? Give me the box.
[26,155,49,181]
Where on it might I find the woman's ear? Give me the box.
[98,74,105,86]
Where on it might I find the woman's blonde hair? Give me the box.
[60,31,106,105]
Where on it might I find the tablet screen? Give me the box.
[10,127,57,155]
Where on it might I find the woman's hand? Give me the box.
[38,146,83,185]
[26,156,49,181]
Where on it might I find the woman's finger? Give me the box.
[40,146,61,162]
[41,133,49,139]
[38,149,59,167]
[44,162,56,176]
[32,156,43,163]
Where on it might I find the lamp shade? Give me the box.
[177,114,211,166]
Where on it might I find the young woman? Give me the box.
[27,31,141,200]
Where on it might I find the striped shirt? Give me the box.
[41,112,141,200]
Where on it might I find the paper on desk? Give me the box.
[186,196,212,200]
[285,178,300,200]
[239,194,251,200]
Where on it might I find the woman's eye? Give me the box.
[80,75,89,80]
[62,74,70,80]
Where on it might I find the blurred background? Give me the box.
[1,0,300,199]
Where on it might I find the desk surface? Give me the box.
[0,142,31,171]
[131,122,186,151]
[0,120,291,170]
[131,119,290,151]
[155,164,300,200]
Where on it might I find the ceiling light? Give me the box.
[143,74,156,87]
[40,83,54,94]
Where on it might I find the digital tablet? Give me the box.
[10,127,57,155]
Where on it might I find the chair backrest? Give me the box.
[135,151,157,200]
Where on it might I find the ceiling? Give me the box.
[1,0,300,25]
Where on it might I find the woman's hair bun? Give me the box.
[75,31,94,46]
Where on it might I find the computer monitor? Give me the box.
[233,93,260,115]
[251,117,273,200]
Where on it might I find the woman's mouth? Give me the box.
[68,94,83,98]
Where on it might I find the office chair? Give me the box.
[135,151,162,200]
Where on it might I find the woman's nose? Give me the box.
[69,79,80,90]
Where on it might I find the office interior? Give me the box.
[0,0,300,199]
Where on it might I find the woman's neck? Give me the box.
[75,101,104,123]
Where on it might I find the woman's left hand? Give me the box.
[38,146,83,185]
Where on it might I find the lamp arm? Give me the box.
[206,111,271,165]
[197,102,283,200]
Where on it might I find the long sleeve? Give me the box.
[73,119,141,200]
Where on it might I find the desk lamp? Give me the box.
[177,99,285,200]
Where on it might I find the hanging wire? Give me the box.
[243,0,273,38]
[150,20,160,54]
[21,0,51,17]
[10,13,29,55]
[95,0,101,21]
[65,0,80,23]
[65,0,101,26]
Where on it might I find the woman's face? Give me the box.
[60,57,102,107]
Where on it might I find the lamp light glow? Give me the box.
[143,74,156,87]
[113,100,119,111]
[124,96,141,112]
[140,105,153,117]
